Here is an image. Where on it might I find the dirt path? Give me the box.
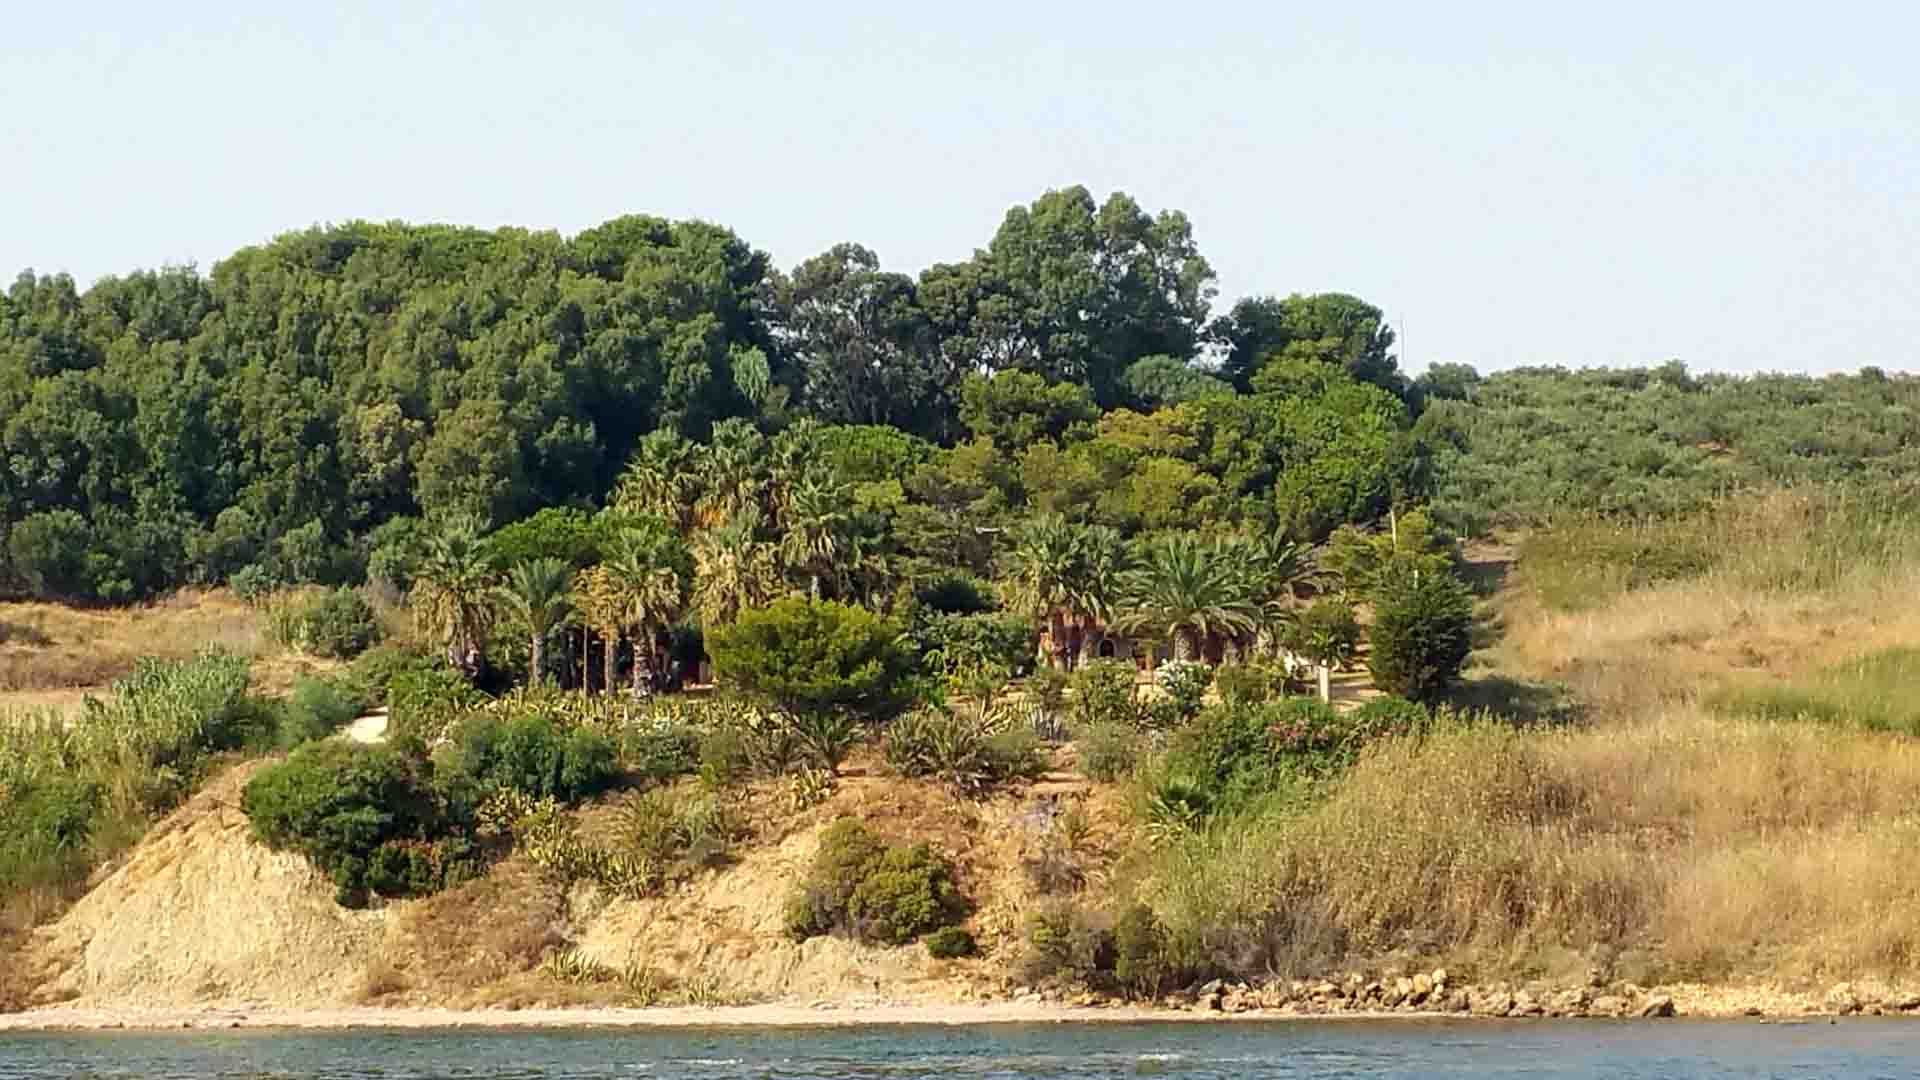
[343,707,388,744]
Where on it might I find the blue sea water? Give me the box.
[5,1019,1920,1079]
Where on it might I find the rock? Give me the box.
[1445,990,1472,1013]
[1891,991,1920,1012]
[1640,995,1676,1018]
[1412,973,1433,1000]
[1591,995,1627,1018]
[1825,983,1861,1016]
[1743,1006,1763,1017]
[1552,988,1592,1016]
[1471,990,1515,1017]
[1586,967,1605,989]
[1311,980,1340,1000]
[1511,990,1544,1017]
[1362,981,1384,1002]
[1198,979,1225,996]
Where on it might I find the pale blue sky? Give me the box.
[3,2,1914,374]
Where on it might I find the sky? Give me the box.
[2,2,1915,375]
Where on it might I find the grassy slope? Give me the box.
[1141,489,1920,988]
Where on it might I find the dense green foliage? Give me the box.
[0,186,1431,607]
[1366,565,1476,702]
[270,588,383,659]
[707,597,910,723]
[240,741,470,904]
[438,712,618,804]
[783,818,967,946]
[1418,363,1920,532]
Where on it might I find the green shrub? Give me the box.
[0,776,103,892]
[917,573,996,615]
[1213,661,1289,706]
[707,597,912,724]
[228,563,278,604]
[349,644,438,702]
[273,588,383,659]
[1345,696,1432,742]
[784,818,966,945]
[621,725,701,785]
[386,663,484,752]
[1077,722,1141,783]
[1155,660,1212,723]
[1020,902,1114,986]
[924,925,979,959]
[849,843,968,945]
[1111,903,1173,999]
[1368,563,1476,702]
[275,675,372,748]
[1282,597,1362,671]
[241,742,439,905]
[912,611,1035,676]
[440,712,617,804]
[884,706,1045,795]
[1070,660,1141,730]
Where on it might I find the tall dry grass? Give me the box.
[0,590,266,697]
[1136,487,1920,985]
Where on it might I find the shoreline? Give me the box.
[0,1002,1541,1032]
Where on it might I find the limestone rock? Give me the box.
[1640,994,1676,1018]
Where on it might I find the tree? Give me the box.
[691,506,779,627]
[1000,515,1083,669]
[570,564,627,694]
[614,430,702,533]
[707,596,910,725]
[408,516,497,680]
[771,243,944,433]
[780,473,853,598]
[606,529,688,694]
[493,558,575,686]
[1114,534,1259,661]
[1213,292,1404,398]
[1367,560,1475,702]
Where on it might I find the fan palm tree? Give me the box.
[607,532,688,695]
[572,565,627,694]
[1067,524,1133,666]
[1113,534,1260,662]
[615,430,701,532]
[410,515,497,680]
[1222,531,1324,657]
[691,506,779,627]
[697,419,769,524]
[1001,515,1080,669]
[780,473,853,598]
[493,557,575,687]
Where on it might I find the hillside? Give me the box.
[12,488,1920,1022]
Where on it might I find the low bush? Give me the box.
[386,663,485,752]
[784,819,967,945]
[1019,902,1114,986]
[1155,660,1212,723]
[912,610,1036,676]
[241,741,442,905]
[1077,722,1142,782]
[1070,660,1142,730]
[439,712,618,804]
[884,706,1045,795]
[349,644,439,703]
[274,674,373,748]
[1213,661,1290,706]
[924,925,978,959]
[1111,903,1173,999]
[271,588,383,659]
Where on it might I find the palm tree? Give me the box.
[1113,534,1261,661]
[1067,524,1132,666]
[697,419,768,524]
[607,531,688,695]
[691,506,779,627]
[571,565,627,694]
[780,473,852,598]
[1222,531,1324,657]
[615,430,701,532]
[410,515,497,680]
[1001,514,1082,669]
[493,558,575,687]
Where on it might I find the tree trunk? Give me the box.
[1176,629,1200,662]
[1048,612,1070,669]
[631,626,654,697]
[1317,664,1332,703]
[529,632,544,688]
[603,631,619,697]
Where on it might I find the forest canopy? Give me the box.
[0,187,1427,604]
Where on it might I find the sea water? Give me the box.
[6,1019,1920,1078]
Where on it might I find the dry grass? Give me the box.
[1139,488,1920,986]
[369,860,571,1006]
[0,590,266,696]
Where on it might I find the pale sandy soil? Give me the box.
[0,1002,1437,1031]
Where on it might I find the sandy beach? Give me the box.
[0,1001,1277,1032]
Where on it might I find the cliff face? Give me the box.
[15,758,1120,1012]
